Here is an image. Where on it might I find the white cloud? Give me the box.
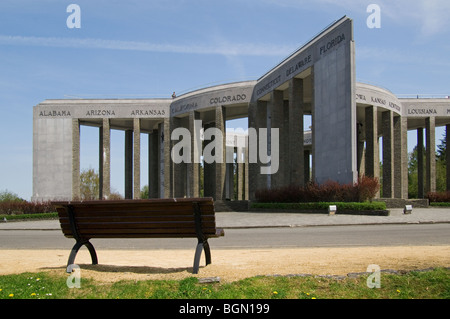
[260,0,450,37]
[0,34,294,57]
[356,46,450,68]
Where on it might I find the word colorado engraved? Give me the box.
[210,94,246,105]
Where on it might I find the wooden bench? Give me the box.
[52,197,224,274]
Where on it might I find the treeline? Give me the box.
[0,190,55,215]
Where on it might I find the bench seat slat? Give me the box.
[60,232,224,239]
[69,205,214,213]
[59,221,216,230]
[55,201,214,211]
[56,208,215,217]
[76,227,218,234]
[58,215,215,223]
[60,227,223,238]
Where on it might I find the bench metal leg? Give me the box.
[193,239,212,274]
[203,241,212,266]
[66,240,98,273]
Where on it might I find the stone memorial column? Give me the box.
[237,146,244,200]
[269,89,285,188]
[446,124,450,191]
[256,100,268,195]
[215,106,226,200]
[72,119,80,200]
[188,111,200,198]
[133,118,141,199]
[365,106,379,197]
[288,78,305,186]
[149,129,159,198]
[425,117,436,193]
[417,128,424,198]
[100,118,111,199]
[170,116,185,198]
[394,115,408,198]
[382,110,394,198]
[162,118,171,198]
[124,129,133,199]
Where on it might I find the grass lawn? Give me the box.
[1,268,448,300]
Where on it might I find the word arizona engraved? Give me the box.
[85,109,116,116]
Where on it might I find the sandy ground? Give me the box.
[1,245,449,282]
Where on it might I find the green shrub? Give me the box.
[251,201,386,211]
[426,191,450,203]
[255,176,380,203]
[0,200,55,215]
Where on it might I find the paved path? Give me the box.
[1,207,449,230]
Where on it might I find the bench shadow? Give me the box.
[42,264,197,275]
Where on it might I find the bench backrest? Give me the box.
[53,198,218,240]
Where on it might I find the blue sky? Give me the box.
[1,0,449,200]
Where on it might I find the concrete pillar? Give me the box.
[170,116,185,198]
[162,118,171,198]
[426,117,436,194]
[133,119,141,199]
[269,89,285,188]
[99,118,110,199]
[357,122,365,177]
[256,100,268,193]
[244,137,249,200]
[215,106,226,200]
[72,119,80,200]
[310,66,316,183]
[149,129,159,198]
[237,146,244,200]
[394,116,408,198]
[188,111,201,198]
[417,128,424,198]
[446,125,450,191]
[365,106,379,184]
[382,110,394,198]
[203,122,214,199]
[248,99,269,200]
[288,78,304,186]
[125,129,133,199]
[225,149,235,200]
[304,150,311,184]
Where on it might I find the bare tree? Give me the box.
[80,168,99,200]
